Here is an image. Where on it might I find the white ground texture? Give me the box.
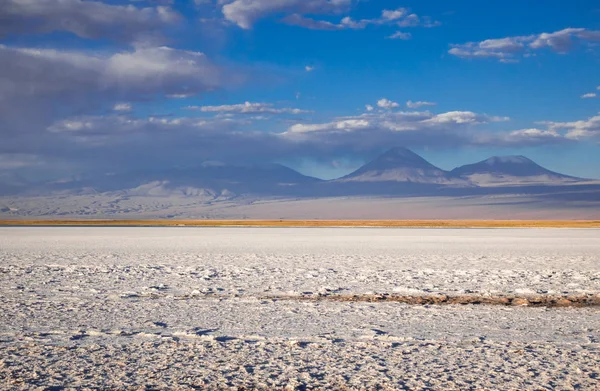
[1,228,599,390]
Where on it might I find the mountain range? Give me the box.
[337,147,583,187]
[3,147,599,219]
[336,148,469,186]
[0,147,592,199]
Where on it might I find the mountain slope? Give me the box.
[335,147,470,185]
[1,150,593,204]
[451,156,583,186]
[23,163,322,198]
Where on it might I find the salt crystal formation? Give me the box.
[1,227,598,390]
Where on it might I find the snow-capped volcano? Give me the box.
[451,156,583,186]
[336,147,469,185]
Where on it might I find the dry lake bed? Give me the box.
[1,227,599,390]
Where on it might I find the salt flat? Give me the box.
[1,228,599,390]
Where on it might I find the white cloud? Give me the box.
[581,93,597,99]
[510,128,560,137]
[406,100,436,109]
[113,103,133,112]
[0,0,180,43]
[285,110,508,135]
[48,115,211,135]
[381,8,408,21]
[449,28,600,62]
[107,47,222,92]
[166,93,197,99]
[0,45,223,104]
[502,128,562,143]
[186,102,310,114]
[423,111,508,125]
[305,65,315,72]
[396,13,419,27]
[281,14,371,30]
[281,109,582,152]
[241,4,438,33]
[377,98,400,109]
[448,47,510,61]
[478,37,525,52]
[529,28,600,52]
[540,114,600,139]
[281,14,345,30]
[221,0,352,29]
[288,119,370,133]
[277,109,565,154]
[339,16,368,29]
[365,104,374,112]
[466,127,568,148]
[388,31,411,40]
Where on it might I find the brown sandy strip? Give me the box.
[2,219,600,228]
[270,293,600,307]
[165,293,600,308]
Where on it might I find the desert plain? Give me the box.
[0,226,599,390]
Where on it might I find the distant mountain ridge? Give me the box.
[4,162,322,198]
[334,147,584,188]
[451,156,582,186]
[336,147,469,186]
[0,148,590,198]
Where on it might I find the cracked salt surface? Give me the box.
[1,227,599,390]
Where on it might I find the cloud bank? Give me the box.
[186,102,310,114]
[221,0,352,29]
[0,0,179,43]
[449,28,600,62]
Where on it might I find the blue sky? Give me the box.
[0,0,599,181]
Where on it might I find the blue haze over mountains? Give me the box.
[3,148,598,203]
